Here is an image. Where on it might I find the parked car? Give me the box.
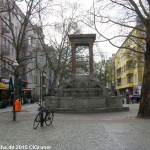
[130,94,141,103]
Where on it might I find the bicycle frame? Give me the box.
[33,103,54,129]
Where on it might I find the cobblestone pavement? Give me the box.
[0,103,150,150]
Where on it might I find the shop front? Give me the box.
[22,88,33,103]
[0,82,9,108]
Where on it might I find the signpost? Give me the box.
[37,55,46,127]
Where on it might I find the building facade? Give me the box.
[115,27,144,97]
[0,0,49,100]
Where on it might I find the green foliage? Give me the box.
[94,59,114,86]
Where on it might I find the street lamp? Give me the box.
[12,60,19,121]
[40,65,46,127]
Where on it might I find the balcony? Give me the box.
[117,83,121,86]
[126,69,134,75]
[116,64,121,69]
[116,72,121,78]
[116,82,134,89]
[116,83,123,89]
[116,85,123,90]
[126,82,134,87]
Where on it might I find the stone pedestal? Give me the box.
[45,75,129,113]
[45,34,129,113]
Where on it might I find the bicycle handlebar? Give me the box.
[36,103,53,112]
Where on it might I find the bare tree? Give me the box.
[84,0,150,118]
[33,1,82,95]
[0,0,52,120]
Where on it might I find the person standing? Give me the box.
[126,88,130,104]
[114,90,117,96]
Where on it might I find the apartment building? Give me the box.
[115,27,144,97]
[0,0,49,98]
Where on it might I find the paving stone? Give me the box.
[0,104,150,150]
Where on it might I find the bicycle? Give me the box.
[33,103,54,129]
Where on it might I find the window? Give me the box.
[142,44,146,51]
[2,62,8,77]
[36,76,38,83]
[121,78,124,85]
[127,75,133,83]
[33,76,35,83]
[3,38,10,54]
[142,31,146,38]
[12,46,15,55]
[5,17,10,31]
[2,17,9,32]
[17,14,22,21]
[124,77,126,84]
[3,0,8,8]
[134,74,137,82]
[7,40,10,53]
[9,42,12,53]
[28,69,32,80]
[13,26,18,37]
[12,9,14,18]
[3,37,6,46]
[11,23,14,31]
[15,26,17,37]
[28,36,31,45]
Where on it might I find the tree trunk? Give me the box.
[59,73,64,87]
[137,28,150,118]
[14,69,19,101]
[49,71,58,96]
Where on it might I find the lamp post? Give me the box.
[13,60,19,121]
[37,55,46,127]
[40,65,46,127]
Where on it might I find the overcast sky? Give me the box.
[51,0,118,59]
[17,0,118,60]
[76,0,118,59]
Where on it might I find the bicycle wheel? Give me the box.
[33,113,40,129]
[45,111,54,126]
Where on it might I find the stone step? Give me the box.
[52,107,129,113]
[60,97,105,99]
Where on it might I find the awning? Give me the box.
[0,82,8,90]
[23,88,32,91]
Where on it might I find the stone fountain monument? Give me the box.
[45,34,129,112]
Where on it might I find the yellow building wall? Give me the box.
[115,27,144,95]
